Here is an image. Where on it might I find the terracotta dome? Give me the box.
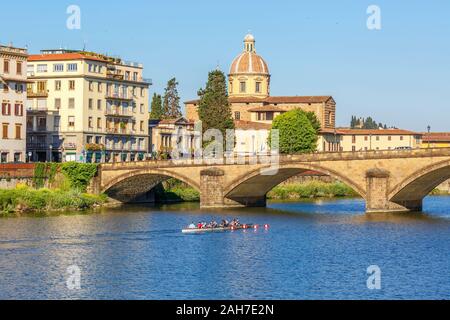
[230,52,269,75]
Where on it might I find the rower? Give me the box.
[188,222,196,229]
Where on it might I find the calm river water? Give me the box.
[0,196,449,300]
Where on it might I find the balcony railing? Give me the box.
[104,108,134,117]
[105,92,133,101]
[27,90,48,98]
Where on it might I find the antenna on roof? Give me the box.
[82,40,87,51]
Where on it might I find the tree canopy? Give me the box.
[197,70,234,138]
[163,78,182,118]
[269,109,318,154]
[149,93,163,120]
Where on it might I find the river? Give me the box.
[0,196,449,300]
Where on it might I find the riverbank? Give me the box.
[0,186,107,216]
[153,180,360,203]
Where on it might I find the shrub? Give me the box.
[61,163,98,192]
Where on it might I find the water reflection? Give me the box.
[0,196,449,299]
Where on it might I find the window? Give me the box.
[69,80,75,90]
[14,104,24,116]
[88,99,93,109]
[240,82,246,93]
[388,136,392,141]
[140,104,144,113]
[140,88,145,97]
[87,135,93,144]
[17,62,22,75]
[88,117,93,128]
[2,123,9,139]
[1,152,8,163]
[53,64,64,72]
[15,124,21,139]
[229,81,233,93]
[54,116,60,131]
[125,71,130,80]
[68,98,75,109]
[89,81,94,91]
[98,82,102,92]
[2,103,11,115]
[257,112,273,121]
[55,80,61,91]
[97,118,102,129]
[235,111,241,120]
[37,81,46,93]
[376,136,380,141]
[14,153,21,162]
[4,60,10,73]
[67,63,77,72]
[365,136,368,141]
[255,81,261,93]
[54,98,61,109]
[266,112,274,121]
[27,64,34,75]
[68,116,75,128]
[3,83,9,92]
[352,146,356,152]
[37,64,47,73]
[97,100,102,110]
[15,84,23,93]
[133,72,138,81]
[400,136,404,141]
[352,135,356,144]
[140,121,144,132]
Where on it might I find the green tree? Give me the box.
[198,70,234,138]
[162,78,182,118]
[149,93,163,120]
[269,109,318,154]
[305,111,321,133]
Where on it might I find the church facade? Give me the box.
[185,34,341,153]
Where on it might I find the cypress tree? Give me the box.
[162,78,182,118]
[198,70,234,138]
[149,93,163,120]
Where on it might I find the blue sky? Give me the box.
[1,0,449,131]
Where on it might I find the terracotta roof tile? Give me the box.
[185,95,333,105]
[28,53,107,62]
[422,133,450,142]
[338,129,421,136]
[234,120,271,130]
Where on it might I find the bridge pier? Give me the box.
[365,169,422,213]
[200,168,267,208]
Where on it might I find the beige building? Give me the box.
[26,50,151,163]
[184,34,338,153]
[149,118,199,157]
[338,129,422,152]
[421,132,450,149]
[0,44,28,163]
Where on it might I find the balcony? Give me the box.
[105,92,133,101]
[27,90,48,98]
[27,107,48,114]
[105,108,135,117]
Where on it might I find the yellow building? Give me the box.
[26,50,151,163]
[421,133,450,149]
[0,44,28,163]
[338,129,422,152]
[185,34,337,152]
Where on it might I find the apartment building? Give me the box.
[26,50,151,162]
[0,44,28,163]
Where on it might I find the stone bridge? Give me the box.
[91,148,450,213]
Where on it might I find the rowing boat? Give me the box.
[182,224,255,234]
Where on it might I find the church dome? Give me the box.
[229,34,269,75]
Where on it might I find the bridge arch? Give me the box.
[389,159,450,205]
[102,168,200,203]
[223,163,366,205]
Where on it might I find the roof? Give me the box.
[234,121,272,130]
[230,52,269,75]
[185,95,333,105]
[422,132,450,143]
[338,129,422,136]
[158,117,193,125]
[247,105,286,112]
[28,53,107,63]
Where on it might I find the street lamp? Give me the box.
[28,152,32,163]
[427,125,431,149]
